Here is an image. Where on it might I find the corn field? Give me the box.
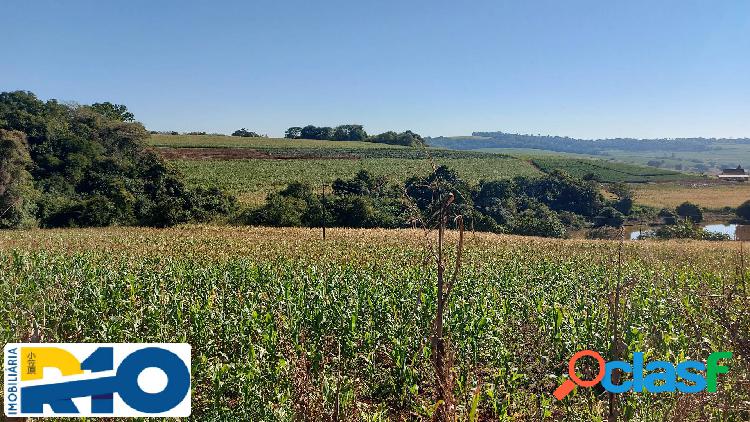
[0,226,748,420]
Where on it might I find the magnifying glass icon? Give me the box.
[553,350,606,400]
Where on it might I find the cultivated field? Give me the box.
[172,157,541,205]
[149,135,694,205]
[531,158,694,183]
[632,182,750,209]
[435,137,750,174]
[0,226,747,420]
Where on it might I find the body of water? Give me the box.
[629,224,750,240]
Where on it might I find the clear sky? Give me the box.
[3,1,749,139]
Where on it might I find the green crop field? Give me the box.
[0,227,747,420]
[152,135,694,205]
[531,157,695,183]
[430,136,750,174]
[148,134,408,150]
[172,157,542,205]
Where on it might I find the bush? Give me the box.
[468,210,501,233]
[736,200,750,221]
[676,201,703,223]
[586,226,622,240]
[613,196,633,215]
[249,195,307,227]
[594,207,625,227]
[558,211,585,230]
[658,208,675,218]
[509,203,565,238]
[641,219,729,241]
[514,171,604,217]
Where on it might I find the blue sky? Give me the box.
[3,1,749,138]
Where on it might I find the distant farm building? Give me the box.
[718,165,749,181]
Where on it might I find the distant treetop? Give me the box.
[284,124,423,146]
[89,102,135,122]
[232,128,266,138]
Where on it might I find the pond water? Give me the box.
[629,224,750,240]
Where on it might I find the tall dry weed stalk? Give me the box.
[405,152,466,422]
[607,227,626,422]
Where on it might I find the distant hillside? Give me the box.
[427,132,750,155]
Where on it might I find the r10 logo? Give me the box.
[4,343,191,417]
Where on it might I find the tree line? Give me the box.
[427,131,750,155]
[240,166,636,238]
[0,91,235,229]
[284,124,425,147]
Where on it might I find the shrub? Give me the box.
[467,209,501,233]
[249,195,306,227]
[613,196,633,215]
[675,201,703,223]
[558,211,585,230]
[736,200,750,221]
[658,208,676,218]
[642,219,729,241]
[509,203,565,238]
[594,207,625,227]
[586,226,622,240]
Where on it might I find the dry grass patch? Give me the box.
[633,182,750,209]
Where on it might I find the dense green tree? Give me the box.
[0,129,37,228]
[609,182,634,215]
[405,165,472,224]
[250,194,306,227]
[89,102,135,122]
[332,124,368,141]
[514,171,603,217]
[246,164,616,239]
[0,90,234,228]
[736,200,750,221]
[369,130,425,147]
[509,202,565,238]
[332,170,388,196]
[300,125,334,140]
[676,201,703,223]
[472,179,516,225]
[594,207,625,227]
[232,128,263,137]
[284,127,302,139]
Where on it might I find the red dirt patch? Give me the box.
[154,147,274,160]
[153,147,357,160]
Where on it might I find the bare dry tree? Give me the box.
[403,160,466,421]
